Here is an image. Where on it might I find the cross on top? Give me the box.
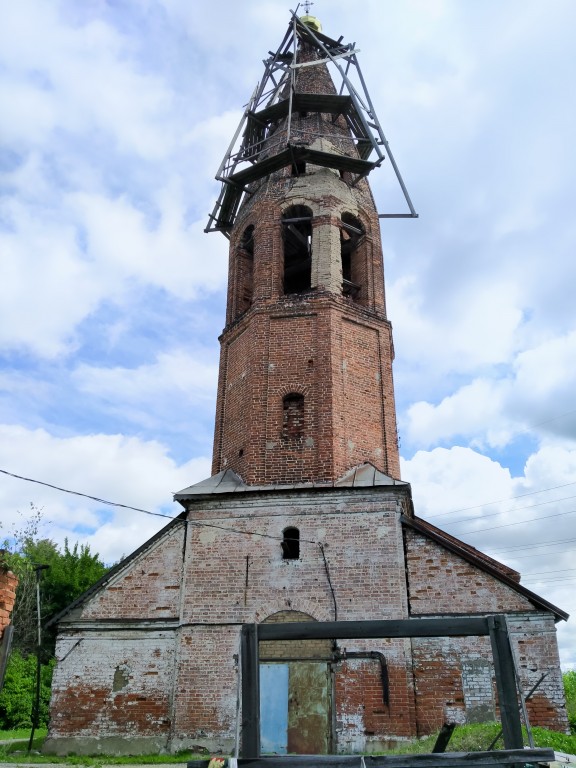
[303,1,314,14]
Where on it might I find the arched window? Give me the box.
[341,213,364,300]
[236,225,254,314]
[281,527,300,560]
[282,392,304,441]
[282,205,312,294]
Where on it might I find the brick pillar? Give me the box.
[0,564,18,639]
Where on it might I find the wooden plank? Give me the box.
[230,749,555,768]
[240,623,260,758]
[488,616,524,750]
[432,723,456,753]
[228,147,374,188]
[255,617,491,641]
[251,94,353,125]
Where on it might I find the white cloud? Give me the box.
[1,3,176,157]
[401,329,576,451]
[402,444,576,666]
[0,424,210,564]
[1,0,575,665]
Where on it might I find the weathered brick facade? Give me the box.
[0,563,18,640]
[46,15,568,757]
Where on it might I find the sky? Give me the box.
[1,0,575,668]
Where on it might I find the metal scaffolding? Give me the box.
[206,12,417,234]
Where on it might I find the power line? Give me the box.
[446,507,576,536]
[0,467,319,546]
[489,547,576,561]
[0,468,174,521]
[426,479,576,520]
[436,492,576,527]
[489,536,576,554]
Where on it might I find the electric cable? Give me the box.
[444,507,576,536]
[426,479,576,520]
[0,467,318,546]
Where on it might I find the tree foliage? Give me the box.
[2,504,108,656]
[0,649,54,729]
[0,505,108,729]
[564,670,576,733]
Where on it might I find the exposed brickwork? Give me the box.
[404,528,533,615]
[81,523,185,620]
[212,48,398,484]
[47,485,568,754]
[46,21,568,757]
[48,632,175,753]
[0,564,18,639]
[405,530,568,733]
[260,610,332,660]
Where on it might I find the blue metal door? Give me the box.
[260,663,289,754]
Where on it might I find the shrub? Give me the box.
[0,649,54,729]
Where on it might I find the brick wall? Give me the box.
[212,100,399,484]
[47,484,568,754]
[0,564,18,639]
[405,528,569,733]
[47,631,176,755]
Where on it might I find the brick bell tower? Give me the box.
[43,12,568,759]
[207,12,416,486]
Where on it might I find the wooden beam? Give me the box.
[488,615,524,750]
[240,623,260,758]
[224,749,555,768]
[255,617,490,641]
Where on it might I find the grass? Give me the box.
[379,722,576,755]
[0,723,574,765]
[0,728,47,741]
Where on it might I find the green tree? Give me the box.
[564,670,576,733]
[0,506,108,730]
[0,649,54,729]
[25,537,108,653]
[2,505,108,656]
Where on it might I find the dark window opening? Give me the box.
[281,527,300,560]
[341,213,364,300]
[291,160,306,176]
[282,206,312,294]
[282,392,304,442]
[237,225,254,314]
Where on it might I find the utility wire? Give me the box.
[489,536,576,554]
[447,507,576,536]
[0,468,174,520]
[490,548,576,562]
[426,479,576,520]
[436,492,576,527]
[0,467,318,546]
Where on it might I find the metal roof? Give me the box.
[173,462,408,502]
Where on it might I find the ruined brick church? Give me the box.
[45,13,568,756]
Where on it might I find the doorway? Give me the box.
[260,661,332,754]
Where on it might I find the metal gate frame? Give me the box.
[239,615,523,758]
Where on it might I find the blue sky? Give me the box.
[1,0,576,667]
